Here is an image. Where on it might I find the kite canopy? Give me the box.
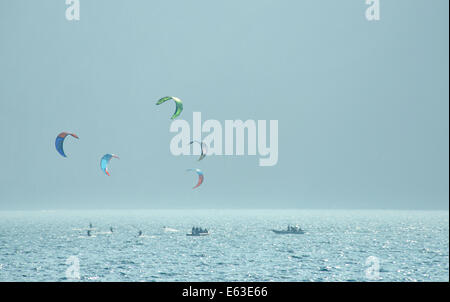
[187,168,204,189]
[55,132,79,157]
[156,96,183,119]
[100,154,119,176]
[190,140,207,161]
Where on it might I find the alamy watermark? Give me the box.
[365,0,380,21]
[365,256,381,280]
[65,0,80,21]
[169,112,278,167]
[65,1,379,23]
[65,256,81,280]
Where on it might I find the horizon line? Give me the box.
[0,208,448,212]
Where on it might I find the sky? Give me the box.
[0,0,448,210]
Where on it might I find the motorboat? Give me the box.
[186,232,209,236]
[187,227,209,236]
[272,225,305,234]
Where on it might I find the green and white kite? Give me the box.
[156,96,183,120]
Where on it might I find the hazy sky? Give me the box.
[0,0,448,210]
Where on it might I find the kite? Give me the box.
[156,96,183,119]
[55,132,79,157]
[187,168,204,189]
[100,154,119,176]
[190,140,207,161]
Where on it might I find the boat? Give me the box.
[186,232,209,236]
[187,227,209,236]
[272,225,305,234]
[272,229,305,234]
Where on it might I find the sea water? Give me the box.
[0,210,448,282]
